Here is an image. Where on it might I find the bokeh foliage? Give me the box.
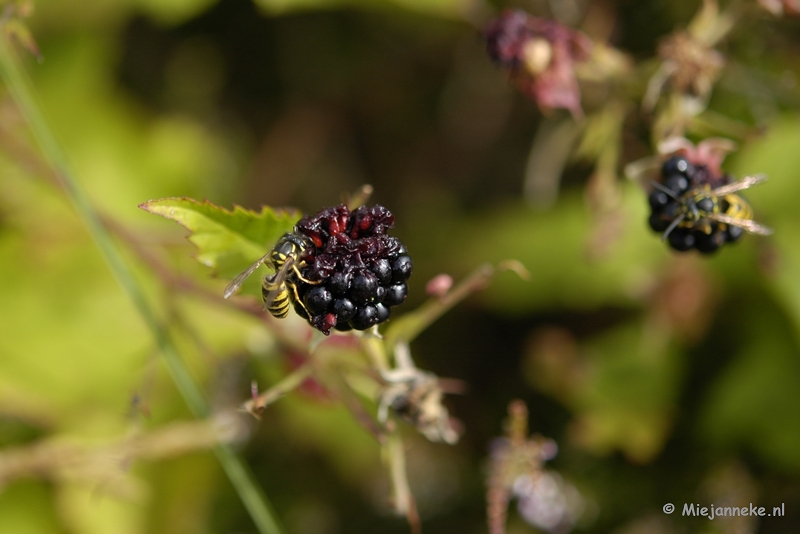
[2,0,800,533]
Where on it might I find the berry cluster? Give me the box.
[291,205,412,335]
[648,155,741,254]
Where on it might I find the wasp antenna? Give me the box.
[651,181,680,201]
[661,214,686,241]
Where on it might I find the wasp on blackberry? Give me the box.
[652,174,773,241]
[224,232,319,318]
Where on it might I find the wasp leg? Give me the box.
[291,264,321,285]
[288,280,314,318]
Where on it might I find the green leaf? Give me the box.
[699,301,800,472]
[523,321,683,463]
[140,197,301,297]
[434,185,665,314]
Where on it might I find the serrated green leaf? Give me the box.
[140,197,301,297]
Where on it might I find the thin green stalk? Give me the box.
[0,35,284,534]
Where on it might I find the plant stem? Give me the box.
[0,35,284,534]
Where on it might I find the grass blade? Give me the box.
[0,34,284,534]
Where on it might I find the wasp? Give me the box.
[223,232,318,318]
[652,174,773,241]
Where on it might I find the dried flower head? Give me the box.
[658,31,724,99]
[643,0,731,115]
[487,400,584,534]
[485,10,592,118]
[377,342,459,444]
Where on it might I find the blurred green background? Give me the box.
[2,0,800,533]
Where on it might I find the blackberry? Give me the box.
[391,255,414,282]
[384,283,409,307]
[371,259,392,285]
[304,286,333,316]
[328,272,351,296]
[375,303,391,323]
[648,190,670,211]
[648,153,749,254]
[332,298,356,322]
[661,155,693,178]
[352,272,379,304]
[641,146,771,254]
[667,228,695,251]
[350,305,379,330]
[725,226,744,242]
[695,231,724,254]
[665,174,690,196]
[287,204,412,335]
[649,211,670,232]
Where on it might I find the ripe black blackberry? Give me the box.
[648,155,740,254]
[290,204,412,335]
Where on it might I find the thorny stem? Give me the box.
[0,35,285,534]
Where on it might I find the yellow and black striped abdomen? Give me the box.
[722,193,753,222]
[263,278,291,318]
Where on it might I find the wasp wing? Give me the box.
[712,174,768,196]
[710,213,774,236]
[223,252,272,299]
